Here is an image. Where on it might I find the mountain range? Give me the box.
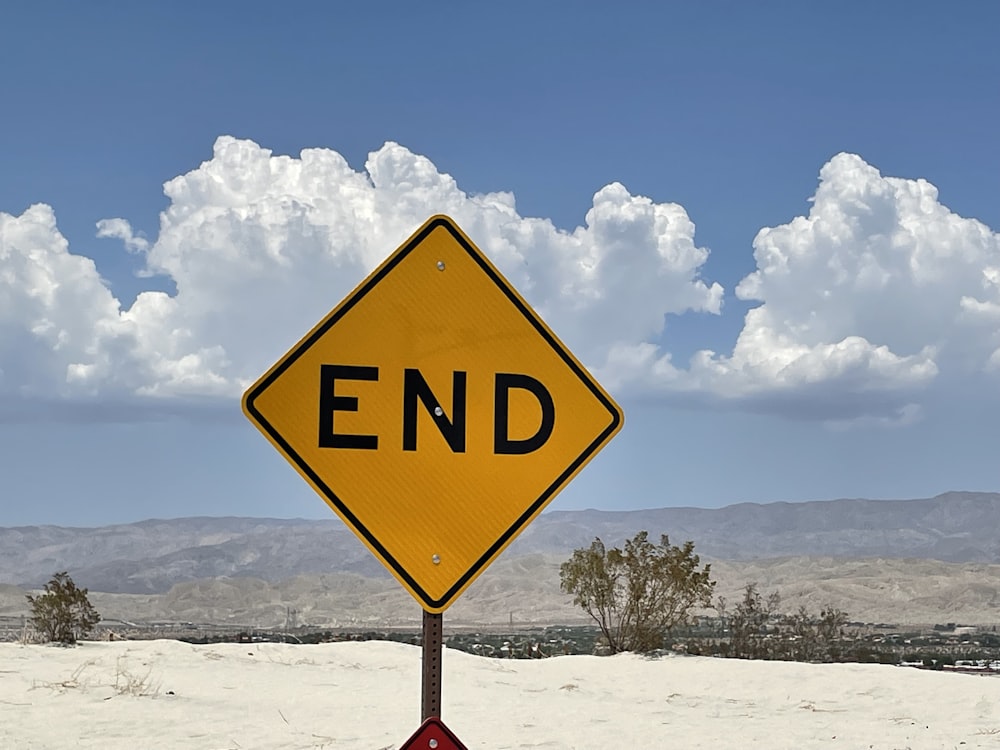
[4,491,999,593]
[3,491,1000,628]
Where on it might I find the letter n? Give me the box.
[403,369,467,452]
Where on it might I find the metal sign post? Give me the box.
[421,611,443,720]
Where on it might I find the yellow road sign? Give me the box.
[242,215,623,612]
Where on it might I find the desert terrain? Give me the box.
[3,639,1000,749]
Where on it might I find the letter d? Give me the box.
[494,373,555,455]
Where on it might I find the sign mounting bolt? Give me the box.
[429,740,439,749]
[436,260,446,271]
[432,554,441,565]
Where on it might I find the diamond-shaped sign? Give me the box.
[399,717,468,750]
[242,215,623,611]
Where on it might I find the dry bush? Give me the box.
[112,654,161,697]
[29,654,160,697]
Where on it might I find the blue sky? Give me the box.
[1,2,999,526]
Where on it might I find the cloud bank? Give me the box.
[684,154,1000,423]
[1,138,997,423]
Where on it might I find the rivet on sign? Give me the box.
[436,260,446,271]
[429,740,439,749]
[434,406,443,417]
[432,554,441,565]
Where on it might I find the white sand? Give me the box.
[2,640,999,749]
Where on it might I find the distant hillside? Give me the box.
[3,491,1000,595]
[6,555,1000,629]
[512,490,1000,562]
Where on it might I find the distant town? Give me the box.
[4,615,1000,674]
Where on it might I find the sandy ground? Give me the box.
[2,640,1000,749]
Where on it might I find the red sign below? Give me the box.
[399,717,469,750]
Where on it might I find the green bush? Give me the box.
[560,531,715,654]
[26,572,100,644]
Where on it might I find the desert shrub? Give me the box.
[26,571,100,645]
[559,531,715,654]
[716,584,849,662]
[719,583,781,659]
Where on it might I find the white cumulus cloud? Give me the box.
[0,136,723,420]
[2,139,998,424]
[676,153,1000,424]
[0,205,127,404]
[95,218,150,254]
